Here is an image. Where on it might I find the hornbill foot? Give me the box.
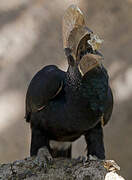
[74,156,88,164]
[103,160,120,172]
[83,155,99,166]
[88,154,98,161]
[34,147,53,168]
[74,155,98,164]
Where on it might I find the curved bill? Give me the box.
[62,5,92,60]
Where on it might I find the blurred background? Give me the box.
[0,0,131,179]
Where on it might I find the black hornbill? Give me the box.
[25,5,113,162]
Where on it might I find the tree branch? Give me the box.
[0,157,125,180]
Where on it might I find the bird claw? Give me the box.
[103,160,120,172]
[75,156,88,164]
[88,154,98,161]
[74,155,99,165]
[82,155,99,167]
[34,147,53,168]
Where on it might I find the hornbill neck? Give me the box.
[66,65,82,91]
[65,64,105,106]
[65,65,83,105]
[65,64,103,90]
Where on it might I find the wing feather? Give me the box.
[25,65,65,122]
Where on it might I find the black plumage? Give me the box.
[25,5,113,160]
[25,60,113,159]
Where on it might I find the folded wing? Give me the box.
[25,65,64,122]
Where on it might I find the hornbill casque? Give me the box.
[25,5,113,164]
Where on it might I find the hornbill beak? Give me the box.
[62,4,104,67]
[62,4,92,61]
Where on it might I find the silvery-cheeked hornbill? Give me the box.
[25,5,113,163]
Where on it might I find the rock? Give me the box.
[0,157,125,180]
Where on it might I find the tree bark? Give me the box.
[0,157,125,180]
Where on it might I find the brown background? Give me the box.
[0,0,131,179]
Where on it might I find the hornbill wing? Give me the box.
[25,65,64,122]
[102,87,113,126]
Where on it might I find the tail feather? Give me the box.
[50,140,72,158]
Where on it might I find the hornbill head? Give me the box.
[63,5,104,76]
